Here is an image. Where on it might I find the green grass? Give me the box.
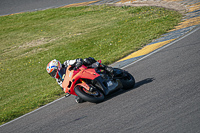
[0,5,182,125]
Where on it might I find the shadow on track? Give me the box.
[134,78,155,89]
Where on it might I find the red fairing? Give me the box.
[62,65,100,95]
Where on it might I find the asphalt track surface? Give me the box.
[1,21,200,133]
[0,0,94,16]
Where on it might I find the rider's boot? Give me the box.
[75,96,85,103]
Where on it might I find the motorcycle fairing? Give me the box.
[92,77,123,95]
[62,65,100,94]
[62,66,75,94]
[75,82,90,91]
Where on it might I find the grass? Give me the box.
[0,5,182,125]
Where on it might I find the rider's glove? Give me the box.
[69,66,78,71]
[68,66,74,71]
[73,67,78,71]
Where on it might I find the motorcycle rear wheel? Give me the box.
[74,85,104,103]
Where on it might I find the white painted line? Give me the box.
[122,26,200,69]
[0,96,65,128]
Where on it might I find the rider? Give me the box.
[46,57,113,103]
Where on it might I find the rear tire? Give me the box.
[120,72,135,90]
[74,85,104,103]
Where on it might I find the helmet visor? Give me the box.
[49,69,58,78]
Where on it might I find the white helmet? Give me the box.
[46,59,62,78]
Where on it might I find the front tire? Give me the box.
[74,85,104,103]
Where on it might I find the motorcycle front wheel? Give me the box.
[74,85,104,103]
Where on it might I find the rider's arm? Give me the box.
[83,57,97,66]
[63,58,83,68]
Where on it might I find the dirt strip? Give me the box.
[108,0,188,14]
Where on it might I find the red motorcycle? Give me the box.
[59,62,135,103]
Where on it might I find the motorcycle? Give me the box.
[58,62,135,103]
